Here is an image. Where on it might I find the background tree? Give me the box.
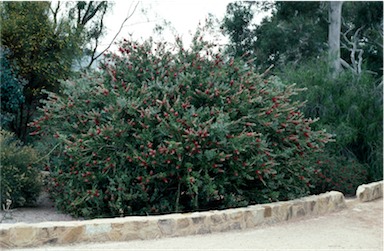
[57,1,111,69]
[221,1,383,75]
[328,1,343,76]
[1,2,75,140]
[222,1,328,71]
[340,1,383,76]
[0,47,26,130]
[0,1,118,141]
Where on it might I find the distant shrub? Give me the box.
[0,129,42,208]
[310,151,368,196]
[279,58,383,183]
[31,31,332,218]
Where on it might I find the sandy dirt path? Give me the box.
[9,198,383,251]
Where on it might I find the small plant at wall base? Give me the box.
[30,30,333,218]
[0,129,42,208]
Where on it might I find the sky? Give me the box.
[101,1,270,52]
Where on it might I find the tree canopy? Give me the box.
[0,1,113,140]
[221,1,383,75]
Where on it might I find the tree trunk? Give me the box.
[328,1,343,77]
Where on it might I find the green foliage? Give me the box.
[0,129,42,208]
[0,47,26,130]
[31,30,332,218]
[278,58,382,183]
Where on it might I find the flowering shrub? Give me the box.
[31,33,332,218]
[310,152,368,196]
[0,129,42,208]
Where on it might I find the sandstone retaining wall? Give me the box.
[0,191,346,249]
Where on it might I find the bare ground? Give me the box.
[0,192,81,224]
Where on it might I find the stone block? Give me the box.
[8,226,37,248]
[263,205,272,218]
[243,206,264,228]
[356,181,383,202]
[158,218,176,236]
[271,202,293,222]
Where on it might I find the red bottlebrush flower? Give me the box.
[137,176,143,182]
[226,134,233,139]
[272,103,279,109]
[265,109,273,115]
[292,120,300,125]
[29,130,39,136]
[304,132,310,138]
[149,149,156,157]
[272,97,278,103]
